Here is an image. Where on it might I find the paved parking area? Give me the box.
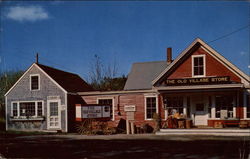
[0,133,249,158]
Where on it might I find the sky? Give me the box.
[0,1,249,82]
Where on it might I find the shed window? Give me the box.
[31,75,39,90]
[146,97,157,119]
[98,99,113,119]
[20,102,36,117]
[193,55,205,77]
[12,103,18,117]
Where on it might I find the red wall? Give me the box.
[167,47,241,83]
[81,94,157,128]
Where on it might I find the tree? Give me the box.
[88,55,127,91]
[0,70,24,119]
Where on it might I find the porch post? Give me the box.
[211,95,216,118]
[183,96,187,116]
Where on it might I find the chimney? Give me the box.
[36,53,39,64]
[167,47,172,65]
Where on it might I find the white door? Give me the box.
[194,103,208,126]
[47,100,61,129]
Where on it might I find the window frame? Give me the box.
[11,101,44,118]
[214,95,235,119]
[192,54,206,77]
[97,97,115,121]
[30,74,40,91]
[144,95,158,120]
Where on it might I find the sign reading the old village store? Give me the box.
[164,76,231,86]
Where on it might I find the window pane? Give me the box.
[98,99,113,117]
[199,67,204,75]
[38,102,43,116]
[50,102,58,116]
[194,57,198,66]
[194,67,198,75]
[146,97,156,119]
[12,103,18,116]
[20,102,35,116]
[31,76,39,90]
[198,57,203,65]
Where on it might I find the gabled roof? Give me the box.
[152,38,250,86]
[5,63,93,96]
[37,63,93,93]
[124,61,168,90]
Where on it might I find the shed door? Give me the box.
[47,100,61,129]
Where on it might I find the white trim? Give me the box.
[97,97,115,121]
[144,94,159,120]
[10,100,44,118]
[5,63,35,96]
[47,99,61,130]
[30,74,40,91]
[192,54,206,77]
[5,96,8,131]
[156,84,243,91]
[152,38,250,86]
[78,89,156,96]
[65,93,68,132]
[4,63,68,97]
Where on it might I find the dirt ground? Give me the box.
[0,133,249,159]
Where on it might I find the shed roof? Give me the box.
[124,61,168,90]
[37,63,93,93]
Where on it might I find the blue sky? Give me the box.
[0,1,249,81]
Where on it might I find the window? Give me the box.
[186,97,190,118]
[146,97,157,119]
[12,103,18,117]
[98,99,113,119]
[208,96,212,118]
[30,75,39,90]
[37,102,43,116]
[20,102,35,116]
[192,55,205,77]
[215,95,234,119]
[50,102,58,116]
[247,95,250,118]
[165,96,184,116]
[11,101,43,118]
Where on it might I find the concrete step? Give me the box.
[156,129,250,136]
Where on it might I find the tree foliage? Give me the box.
[0,70,24,118]
[89,55,127,91]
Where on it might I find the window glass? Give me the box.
[247,95,250,118]
[37,102,43,116]
[146,97,156,119]
[165,96,184,115]
[215,95,234,118]
[193,56,204,76]
[50,102,58,116]
[12,103,18,117]
[31,75,39,90]
[20,102,36,116]
[98,99,113,118]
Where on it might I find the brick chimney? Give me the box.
[167,47,172,65]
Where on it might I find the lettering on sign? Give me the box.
[124,105,136,112]
[80,105,110,118]
[164,76,231,86]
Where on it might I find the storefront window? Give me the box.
[208,96,212,118]
[215,95,234,119]
[247,95,250,118]
[165,96,184,116]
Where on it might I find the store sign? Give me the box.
[164,76,230,86]
[76,105,110,119]
[124,105,136,112]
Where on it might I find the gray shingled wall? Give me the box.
[6,65,67,132]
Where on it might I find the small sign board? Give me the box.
[124,105,136,112]
[76,105,110,120]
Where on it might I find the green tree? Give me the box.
[0,70,24,119]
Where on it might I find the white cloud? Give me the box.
[248,65,250,69]
[6,6,49,22]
